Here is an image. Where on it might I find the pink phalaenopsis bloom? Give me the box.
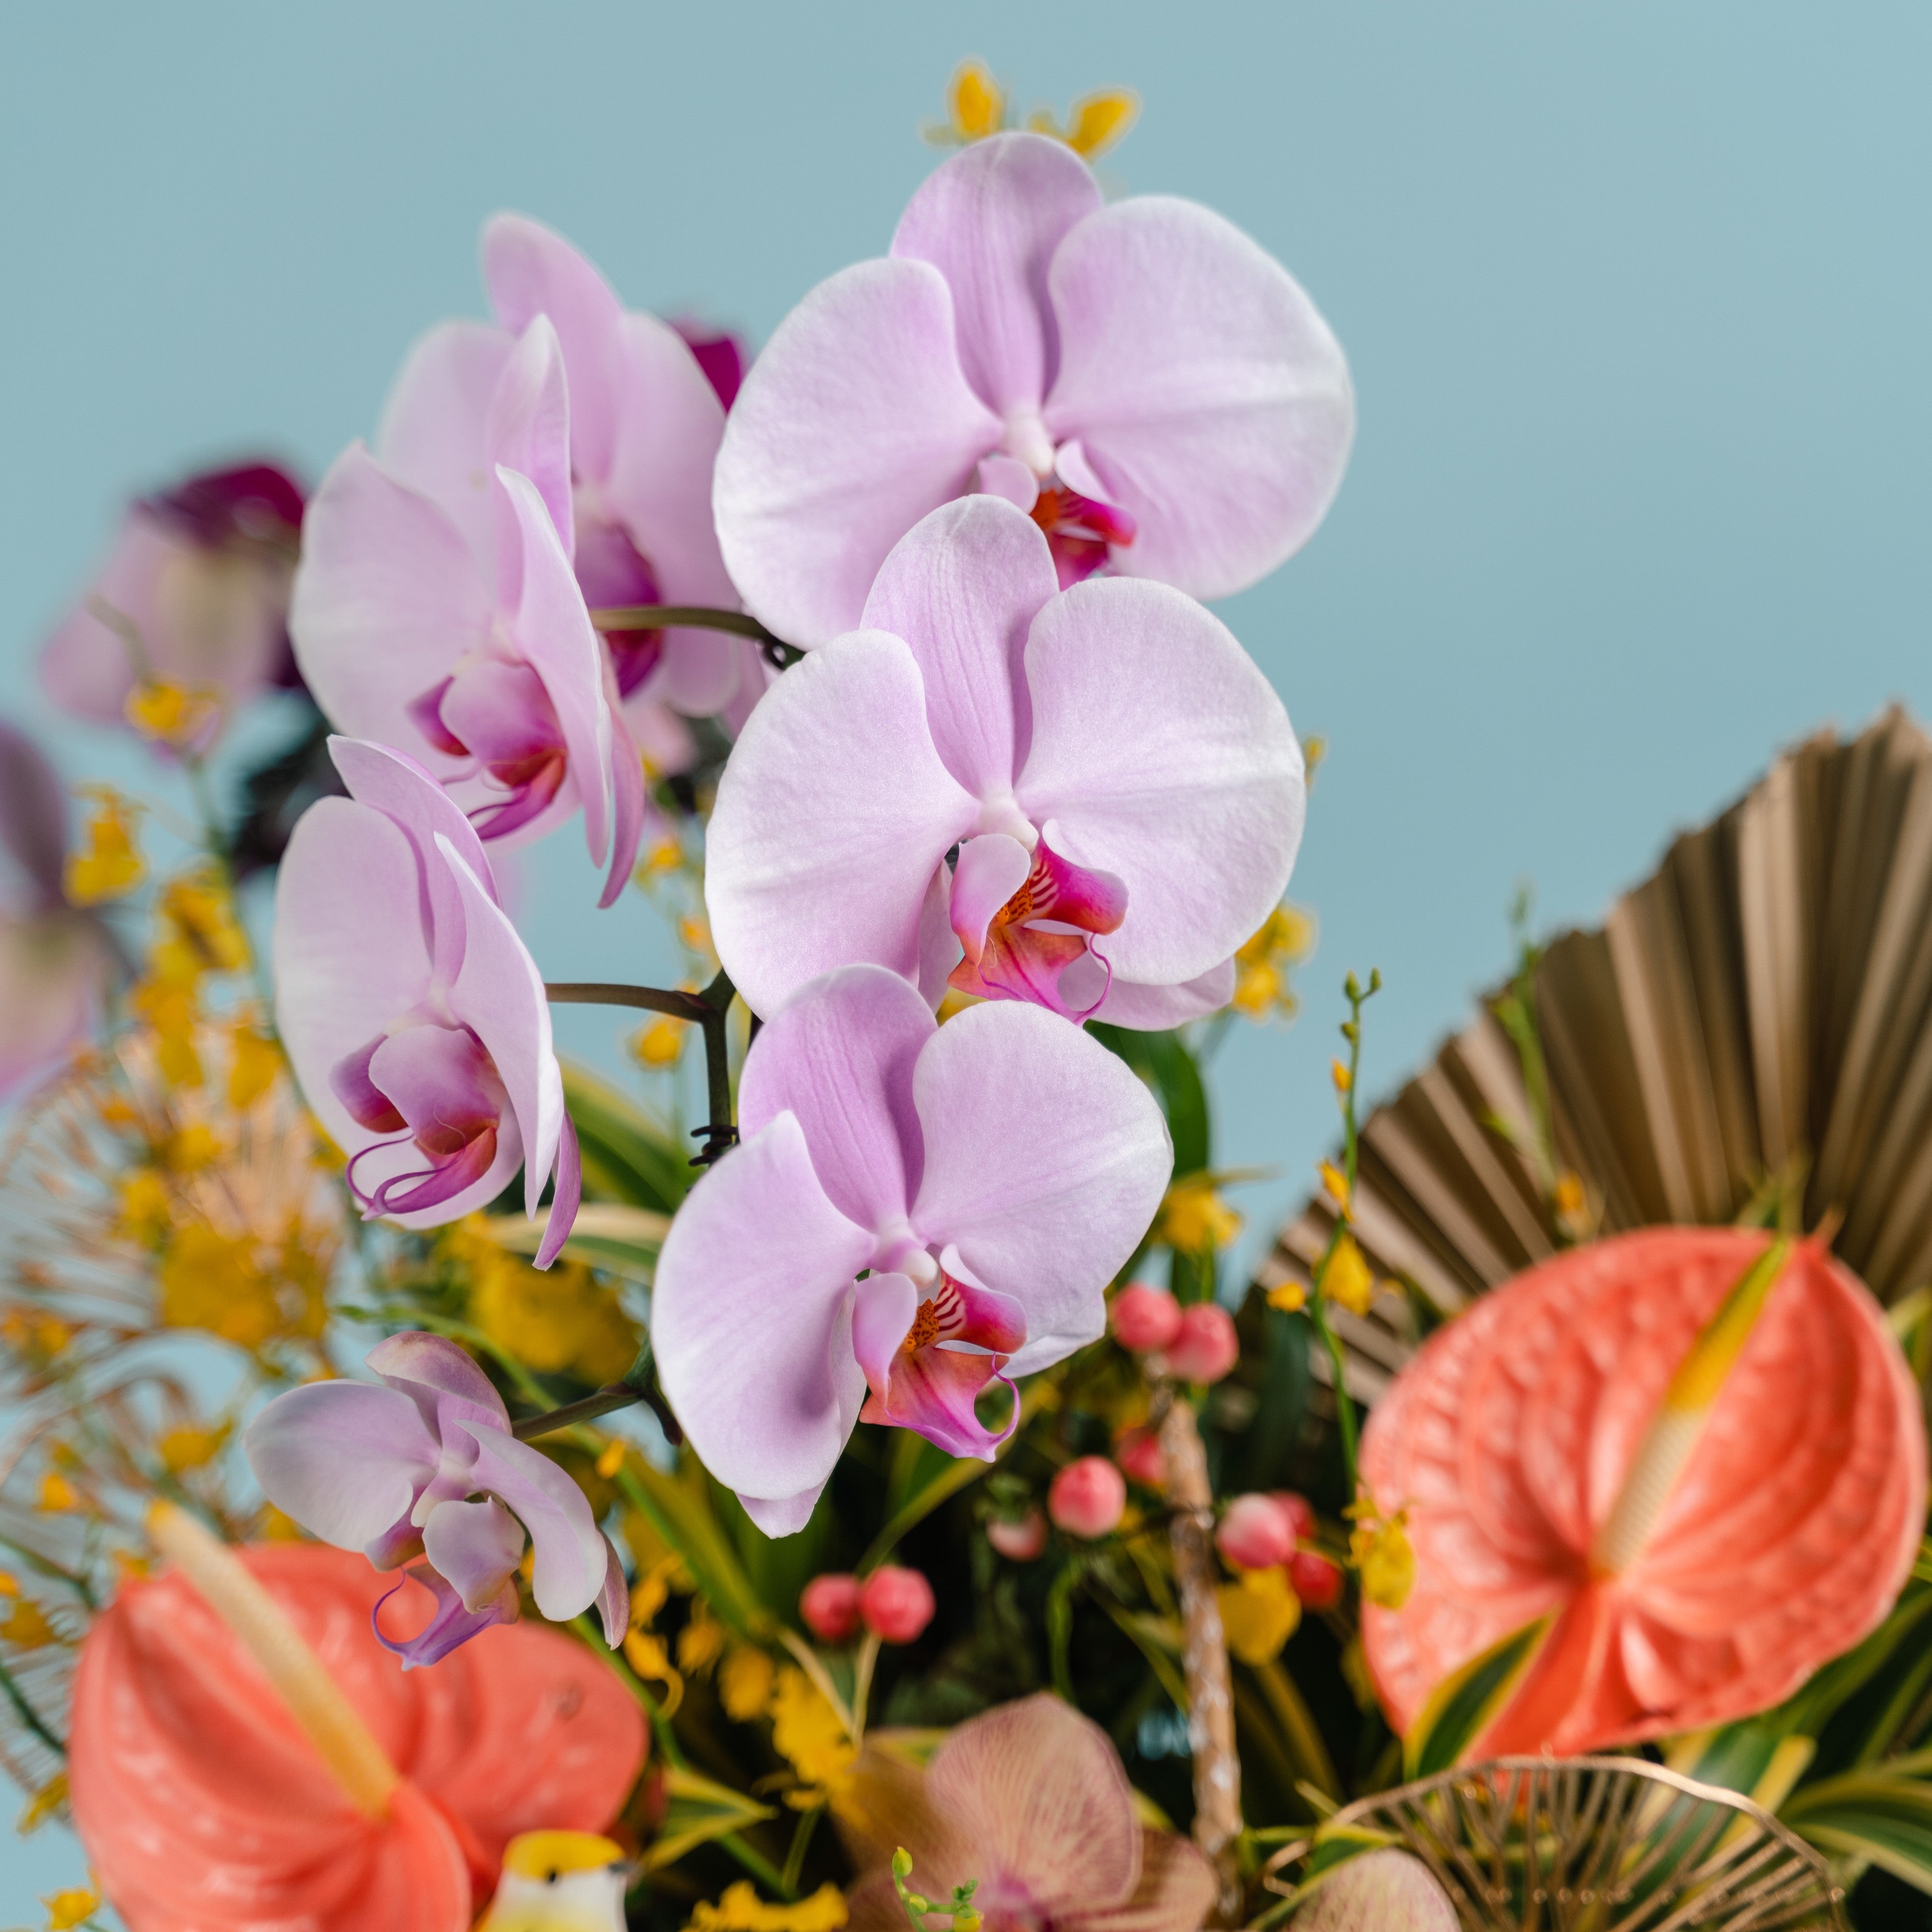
[715,130,1353,646]
[293,314,644,905]
[43,462,305,739]
[844,1693,1214,1932]
[0,724,120,1099]
[652,964,1170,1534]
[273,735,581,1258]
[244,1333,626,1668]
[706,496,1303,1027]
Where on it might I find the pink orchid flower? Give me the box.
[273,734,582,1259]
[42,461,305,738]
[292,315,644,906]
[0,723,120,1098]
[383,213,764,736]
[715,130,1354,645]
[705,496,1304,1026]
[652,965,1171,1534]
[244,1333,628,1668]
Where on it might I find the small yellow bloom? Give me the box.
[1330,1057,1352,1094]
[43,1883,100,1931]
[1157,1179,1242,1254]
[678,1605,726,1674]
[1027,88,1140,159]
[719,1645,776,1722]
[769,1664,856,1791]
[687,1880,849,1932]
[595,1438,627,1480]
[1321,1231,1375,1318]
[678,913,713,957]
[129,978,202,1089]
[124,678,218,745]
[156,871,249,976]
[462,1223,639,1385]
[38,1472,79,1514]
[0,1572,17,1597]
[938,59,1004,143]
[1,1598,58,1649]
[624,1629,684,1714]
[1216,1565,1301,1665]
[158,1423,227,1474]
[63,788,144,906]
[165,1122,220,1172]
[17,1771,68,1834]
[158,1223,283,1350]
[1318,1159,1351,1213]
[1265,1280,1307,1314]
[632,1016,686,1068]
[228,1024,281,1109]
[1349,1503,1415,1610]
[110,1549,154,1583]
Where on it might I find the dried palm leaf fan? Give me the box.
[1256,706,1932,1405]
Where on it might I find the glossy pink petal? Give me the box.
[1361,1229,1928,1756]
[713,258,1003,645]
[738,963,931,1234]
[950,834,1033,963]
[369,1330,511,1436]
[1044,195,1355,598]
[455,1424,611,1622]
[651,1111,874,1533]
[486,319,574,564]
[910,1001,1171,1374]
[855,1267,1026,1461]
[890,132,1102,426]
[377,320,513,568]
[1017,578,1303,985]
[421,1497,525,1613]
[1091,957,1237,1029]
[242,1381,439,1553]
[705,631,977,1017]
[860,495,1057,797]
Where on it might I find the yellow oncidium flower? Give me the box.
[63,787,144,906]
[0,1308,72,1361]
[38,1472,79,1515]
[228,1024,281,1109]
[1265,1280,1307,1314]
[164,1122,220,1172]
[452,1219,639,1386]
[124,678,219,747]
[928,58,1006,145]
[1348,1496,1414,1610]
[1330,1056,1352,1094]
[719,1645,776,1722]
[129,979,202,1089]
[1321,1230,1376,1317]
[42,1883,101,1932]
[17,1771,68,1836]
[632,1017,685,1068]
[1157,1179,1242,1254]
[595,1438,626,1480]
[1232,903,1314,1021]
[623,1626,684,1715]
[1215,1564,1301,1666]
[1,1598,58,1649]
[639,837,686,878]
[157,1422,227,1474]
[677,1603,726,1674]
[687,1881,849,1932]
[158,1222,286,1350]
[678,913,715,960]
[1027,88,1141,159]
[1318,1159,1351,1213]
[769,1664,856,1795]
[152,870,249,981]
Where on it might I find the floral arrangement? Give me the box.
[0,60,1924,1932]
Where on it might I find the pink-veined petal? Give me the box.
[595,1536,629,1648]
[860,495,1056,797]
[1017,579,1303,986]
[457,1424,611,1621]
[950,834,1032,964]
[910,1002,1171,1376]
[704,631,978,1018]
[1091,957,1236,1030]
[713,258,1002,646]
[242,1382,438,1553]
[917,863,961,1007]
[369,1330,511,1436]
[488,318,575,564]
[852,1272,921,1400]
[377,320,514,569]
[739,964,934,1237]
[652,1112,873,1520]
[535,1112,583,1271]
[597,672,647,909]
[890,132,1102,424]
[421,1496,526,1614]
[1044,196,1354,598]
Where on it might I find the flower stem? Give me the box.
[585,603,802,669]
[510,1382,647,1440]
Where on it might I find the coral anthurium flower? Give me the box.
[705,496,1303,1026]
[0,724,121,1098]
[714,130,1353,645]
[42,461,305,737]
[245,1331,628,1663]
[1361,1227,1927,1760]
[273,735,581,1257]
[69,1511,644,1932]
[652,965,1170,1533]
[841,1693,1214,1932]
[293,314,644,905]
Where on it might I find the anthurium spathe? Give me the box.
[1361,1227,1927,1762]
[272,735,581,1257]
[704,495,1303,1026]
[714,130,1354,645]
[292,314,644,905]
[244,1331,627,1664]
[651,964,1171,1534]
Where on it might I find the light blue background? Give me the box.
[3,1,1929,1914]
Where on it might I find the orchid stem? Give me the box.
[586,603,802,670]
[510,1382,646,1440]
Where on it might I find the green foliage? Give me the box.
[563,1063,693,1214]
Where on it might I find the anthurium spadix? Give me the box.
[1361,1228,1926,1765]
[704,495,1304,1026]
[292,315,644,906]
[651,965,1172,1534]
[714,130,1355,646]
[273,735,582,1263]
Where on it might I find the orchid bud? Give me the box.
[986,1509,1048,1562]
[1165,1303,1238,1383]
[1113,1425,1165,1489]
[1270,1490,1318,1543]
[1290,1548,1344,1611]
[859,1565,936,1644]
[1110,1281,1182,1352]
[1217,1494,1294,1571]
[1049,1457,1126,1540]
[799,1573,864,1644]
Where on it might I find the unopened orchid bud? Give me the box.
[986,1509,1048,1562]
[799,1573,864,1644]
[1217,1493,1294,1571]
[1110,1281,1183,1352]
[1049,1457,1126,1540]
[1270,1491,1317,1543]
[859,1565,936,1644]
[1113,1424,1165,1489]
[1165,1303,1238,1383]
[1290,1548,1344,1611]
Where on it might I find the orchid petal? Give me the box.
[705,631,977,1018]
[422,1496,527,1613]
[598,678,647,909]
[0,723,70,907]
[488,317,575,565]
[1075,1832,1224,1932]
[917,862,962,1007]
[368,1331,511,1435]
[1017,578,1303,985]
[0,915,109,1100]
[457,1422,610,1621]
[536,1112,584,1270]
[651,628,741,718]
[652,1111,873,1518]
[242,1381,438,1552]
[890,132,1102,422]
[910,1001,1171,1376]
[595,1536,629,1648]
[860,1345,1014,1462]
[741,1486,829,1539]
[1091,957,1237,1030]
[852,1272,919,1402]
[377,319,514,569]
[1043,195,1354,598]
[975,454,1039,512]
[375,1564,518,1670]
[714,257,1002,645]
[860,495,1055,797]
[950,835,1032,964]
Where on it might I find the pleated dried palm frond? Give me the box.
[1255,706,1932,1407]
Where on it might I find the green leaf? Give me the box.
[1782,1773,1932,1894]
[617,1451,765,1635]
[483,1202,668,1282]
[639,1764,778,1872]
[1402,1613,1552,1778]
[1088,1024,1210,1176]
[563,1063,692,1213]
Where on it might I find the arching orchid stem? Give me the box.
[510,1382,647,1440]
[586,603,802,670]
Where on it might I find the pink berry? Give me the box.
[1165,1303,1239,1383]
[858,1565,936,1644]
[1270,1491,1317,1543]
[986,1508,1048,1562]
[1289,1549,1344,1611]
[1110,1281,1183,1352]
[1216,1493,1294,1571]
[1114,1424,1166,1489]
[798,1572,863,1644]
[1048,1456,1127,1539]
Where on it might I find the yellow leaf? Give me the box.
[1217,1566,1301,1665]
